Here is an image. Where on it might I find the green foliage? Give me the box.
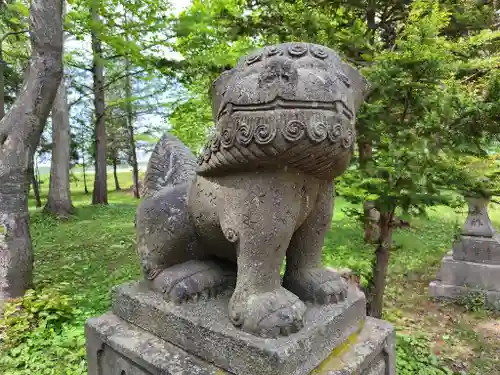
[169,96,213,152]
[338,0,498,221]
[0,287,86,375]
[0,172,144,375]
[451,154,500,198]
[0,0,29,33]
[396,333,453,375]
[0,0,30,108]
[454,292,488,313]
[0,287,74,347]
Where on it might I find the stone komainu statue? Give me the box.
[136,42,368,338]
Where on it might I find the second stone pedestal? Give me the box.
[430,196,500,310]
[429,251,500,310]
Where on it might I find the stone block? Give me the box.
[311,318,396,375]
[436,255,500,291]
[452,235,500,264]
[85,313,395,375]
[462,197,496,238]
[85,313,222,375]
[111,281,367,375]
[429,281,500,311]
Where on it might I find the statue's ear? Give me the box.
[341,62,370,111]
[210,68,237,120]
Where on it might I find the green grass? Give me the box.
[1,171,499,374]
[31,172,142,314]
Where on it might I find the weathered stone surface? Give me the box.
[435,255,500,291]
[311,318,395,375]
[85,313,223,375]
[135,42,370,338]
[452,235,500,264]
[85,313,395,375]
[462,196,496,238]
[429,281,500,311]
[197,42,368,180]
[112,281,366,375]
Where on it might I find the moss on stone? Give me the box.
[309,320,366,374]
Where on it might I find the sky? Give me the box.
[172,0,191,13]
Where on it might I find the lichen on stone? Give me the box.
[309,320,366,374]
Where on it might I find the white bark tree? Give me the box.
[0,0,63,303]
[45,76,73,217]
[91,0,108,205]
[45,2,72,218]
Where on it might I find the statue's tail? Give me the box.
[141,133,197,199]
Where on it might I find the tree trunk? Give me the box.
[122,10,140,200]
[91,2,108,205]
[367,209,395,319]
[0,0,63,303]
[45,2,72,218]
[358,138,380,243]
[125,65,140,199]
[80,122,89,194]
[44,77,73,217]
[363,200,380,243]
[359,6,379,244]
[82,153,89,194]
[31,169,42,208]
[112,158,121,191]
[28,157,41,208]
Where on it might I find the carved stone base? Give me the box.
[429,253,500,310]
[429,281,500,310]
[452,235,500,265]
[85,313,396,375]
[110,281,370,375]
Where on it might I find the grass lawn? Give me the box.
[1,171,499,374]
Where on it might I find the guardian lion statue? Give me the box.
[136,42,368,338]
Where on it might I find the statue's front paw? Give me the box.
[151,260,233,304]
[229,287,306,338]
[284,267,348,305]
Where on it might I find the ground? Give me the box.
[1,171,499,374]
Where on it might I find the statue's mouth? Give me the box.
[219,97,353,121]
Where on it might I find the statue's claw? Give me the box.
[229,287,306,338]
[284,267,348,305]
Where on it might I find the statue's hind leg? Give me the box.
[283,181,348,304]
[136,184,232,303]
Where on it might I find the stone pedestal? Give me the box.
[86,281,396,375]
[429,197,500,310]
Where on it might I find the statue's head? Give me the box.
[198,42,369,179]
